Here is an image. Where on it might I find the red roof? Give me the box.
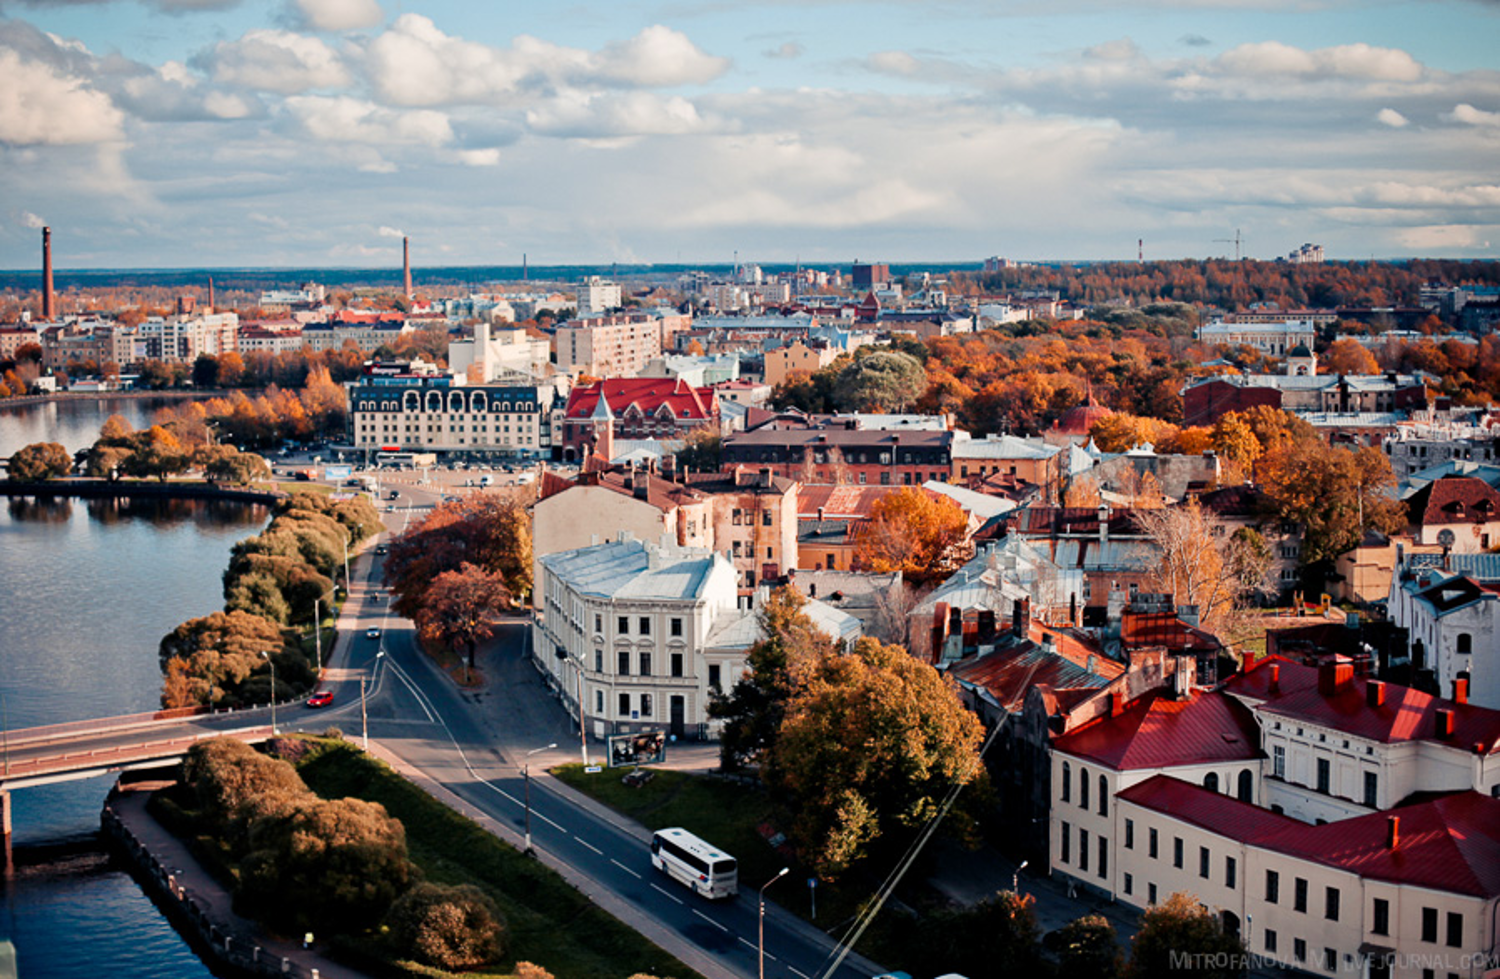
[1405,475,1500,528]
[564,378,716,422]
[796,484,929,519]
[1053,393,1114,435]
[1121,611,1221,654]
[1054,688,1262,770]
[1119,776,1500,897]
[950,625,1121,713]
[1224,657,1500,753]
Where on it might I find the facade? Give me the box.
[136,312,239,363]
[1196,319,1318,355]
[555,313,664,377]
[686,469,800,594]
[533,536,739,741]
[1183,373,1427,428]
[301,318,412,353]
[721,426,953,486]
[559,378,719,461]
[1389,552,1500,711]
[347,373,562,459]
[0,326,42,360]
[447,321,551,383]
[237,323,306,355]
[851,263,891,289]
[763,340,841,386]
[1384,421,1500,479]
[951,434,1064,492]
[575,277,622,315]
[1404,475,1500,552]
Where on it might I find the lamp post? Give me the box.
[260,651,278,735]
[362,650,384,751]
[759,866,789,979]
[342,534,351,596]
[313,596,323,677]
[523,742,556,853]
[1013,860,1028,894]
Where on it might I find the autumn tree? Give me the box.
[852,487,970,581]
[675,426,722,472]
[1134,500,1272,633]
[198,444,271,486]
[1320,337,1379,376]
[709,586,838,771]
[385,496,532,614]
[7,441,72,481]
[921,891,1045,978]
[832,349,928,412]
[1127,892,1246,979]
[181,738,311,848]
[125,425,191,482]
[1047,914,1124,979]
[1089,413,1180,453]
[1259,441,1405,565]
[158,609,300,708]
[416,562,513,670]
[385,883,506,970]
[768,637,984,878]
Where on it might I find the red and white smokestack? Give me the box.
[42,226,56,321]
[402,236,413,299]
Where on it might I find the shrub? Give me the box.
[386,882,506,970]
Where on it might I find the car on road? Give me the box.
[306,690,334,708]
[387,490,400,500]
[366,627,382,639]
[375,544,388,555]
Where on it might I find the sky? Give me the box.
[0,0,1497,271]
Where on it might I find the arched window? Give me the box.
[1204,772,1219,793]
[1061,762,1071,803]
[1237,769,1254,803]
[1080,767,1090,810]
[1458,633,1473,655]
[1098,774,1108,816]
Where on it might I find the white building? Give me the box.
[347,376,562,459]
[576,276,622,315]
[1196,319,1317,356]
[136,312,239,362]
[554,313,663,377]
[1389,552,1500,710]
[447,321,551,383]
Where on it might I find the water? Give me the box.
[1,398,267,977]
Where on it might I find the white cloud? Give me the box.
[377,225,403,237]
[0,47,123,145]
[204,29,349,94]
[283,95,452,146]
[288,0,384,32]
[866,51,920,77]
[589,25,728,88]
[114,60,261,120]
[764,42,803,60]
[525,92,720,138]
[1376,108,1409,127]
[1214,41,1421,82]
[1446,103,1500,127]
[456,147,501,167]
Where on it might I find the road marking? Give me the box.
[611,859,642,879]
[649,883,685,905]
[738,937,756,951]
[574,836,602,855]
[692,909,729,932]
[788,968,809,978]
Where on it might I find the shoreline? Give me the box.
[0,390,234,411]
[0,478,284,505]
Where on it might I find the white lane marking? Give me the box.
[611,858,643,879]
[575,836,603,855]
[650,883,685,905]
[692,908,729,933]
[788,968,809,978]
[738,937,756,951]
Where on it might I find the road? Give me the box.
[272,478,886,979]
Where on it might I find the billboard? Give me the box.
[324,464,353,481]
[607,730,667,768]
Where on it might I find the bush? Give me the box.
[386,882,506,970]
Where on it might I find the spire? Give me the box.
[590,388,614,421]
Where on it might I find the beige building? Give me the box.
[347,377,562,459]
[555,313,665,377]
[0,326,42,360]
[764,340,840,387]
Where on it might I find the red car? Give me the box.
[306,690,335,708]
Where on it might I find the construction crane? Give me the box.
[1214,229,1244,261]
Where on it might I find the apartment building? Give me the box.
[347,373,562,459]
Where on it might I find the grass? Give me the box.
[296,740,701,979]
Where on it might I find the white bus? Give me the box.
[650,828,738,899]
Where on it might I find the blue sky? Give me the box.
[1,0,1497,270]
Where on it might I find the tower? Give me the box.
[42,227,55,321]
[589,389,615,466]
[402,236,413,299]
[208,276,215,313]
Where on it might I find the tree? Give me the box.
[1089,413,1179,453]
[1134,499,1269,633]
[125,425,191,482]
[923,890,1045,978]
[1258,441,1405,565]
[416,562,513,670]
[7,441,72,481]
[769,637,984,878]
[385,883,506,970]
[181,738,311,846]
[852,487,970,580]
[1127,892,1245,979]
[158,609,297,708]
[385,496,532,614]
[675,426,722,472]
[831,350,928,413]
[1048,913,1124,979]
[192,354,220,389]
[709,587,838,770]
[198,444,272,486]
[1320,338,1379,375]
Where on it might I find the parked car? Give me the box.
[306,690,335,708]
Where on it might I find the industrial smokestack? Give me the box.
[42,227,55,321]
[402,236,413,299]
[208,276,215,313]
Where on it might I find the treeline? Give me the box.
[158,491,381,708]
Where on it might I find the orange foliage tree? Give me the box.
[853,487,970,580]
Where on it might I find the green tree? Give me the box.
[924,891,1045,978]
[385,882,506,970]
[198,444,272,486]
[1048,913,1124,979]
[1127,892,1245,979]
[192,354,220,389]
[7,441,72,481]
[831,350,928,413]
[416,562,513,670]
[770,637,984,878]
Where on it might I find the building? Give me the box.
[0,326,42,360]
[555,313,665,377]
[951,434,1064,492]
[559,379,719,462]
[447,321,552,383]
[851,262,891,289]
[1196,319,1318,356]
[135,312,239,363]
[722,425,953,487]
[575,276,622,315]
[1389,551,1500,710]
[684,469,800,595]
[1384,419,1500,479]
[1182,373,1427,428]
[300,313,412,353]
[1403,475,1500,553]
[347,371,562,459]
[1285,243,1325,264]
[763,340,841,387]
[237,322,306,356]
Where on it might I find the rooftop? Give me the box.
[1053,688,1262,771]
[538,537,729,602]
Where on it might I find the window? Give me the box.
[618,693,630,717]
[618,616,629,634]
[1238,769,1254,802]
[1204,772,1219,793]
[1325,887,1340,921]
[1148,883,1157,905]
[1324,948,1337,972]
[1372,898,1389,936]
[1226,856,1236,889]
[617,651,630,675]
[1149,828,1159,859]
[1446,912,1462,948]
[1062,762,1071,802]
[1079,829,1090,872]
[670,617,683,638]
[640,694,652,717]
[1060,822,1071,864]
[1294,877,1308,913]
[708,664,721,691]
[1080,768,1090,810]
[1123,873,1133,895]
[1125,819,1134,850]
[1173,837,1183,869]
[1266,870,1280,904]
[1421,908,1438,943]
[594,648,603,672]
[763,510,772,526]
[1199,847,1210,879]
[1273,745,1285,778]
[1458,633,1472,655]
[594,614,602,633]
[1293,938,1306,963]
[1364,772,1378,808]
[1098,836,1107,879]
[639,652,652,676]
[639,616,651,636]
[1099,775,1107,815]
[595,689,604,713]
[1264,929,1277,953]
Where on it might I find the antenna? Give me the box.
[1213,229,1244,261]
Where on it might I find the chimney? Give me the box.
[1385,815,1399,850]
[634,479,649,501]
[402,236,413,299]
[1013,597,1031,639]
[1098,504,1110,544]
[1453,677,1469,705]
[1318,659,1355,697]
[1110,691,1125,717]
[42,226,55,321]
[1435,708,1454,738]
[1269,664,1281,694]
[1367,680,1386,708]
[816,506,825,522]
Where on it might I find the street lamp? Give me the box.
[260,651,278,735]
[1013,860,1029,894]
[759,866,789,979]
[523,742,557,853]
[362,649,385,751]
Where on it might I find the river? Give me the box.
[0,396,268,977]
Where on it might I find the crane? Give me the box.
[1214,229,1244,261]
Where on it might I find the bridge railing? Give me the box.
[0,725,275,782]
